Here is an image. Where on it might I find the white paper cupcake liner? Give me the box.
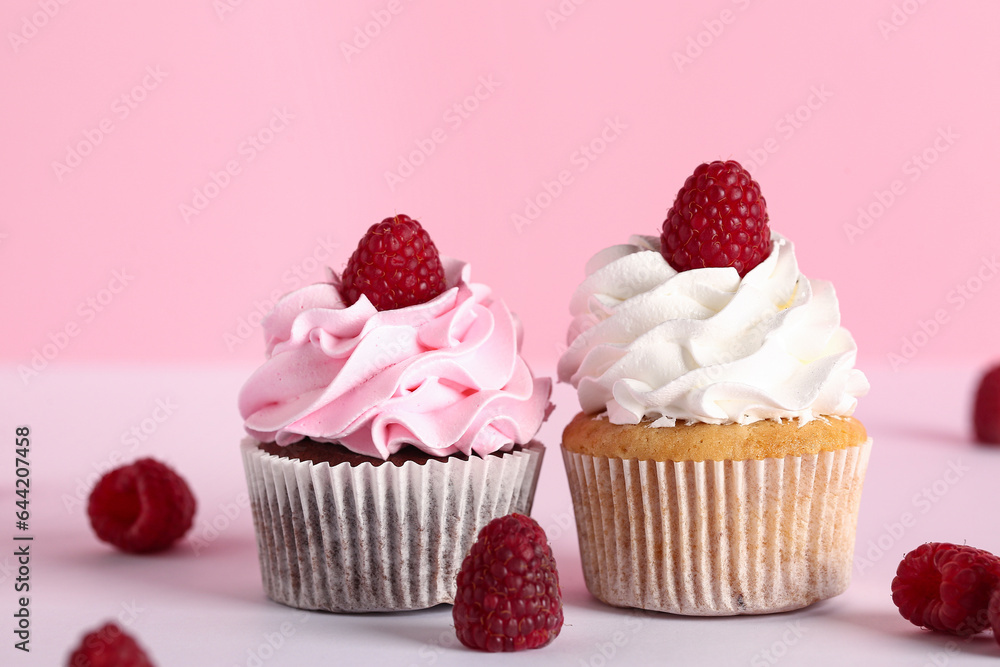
[241,437,545,612]
[562,438,872,615]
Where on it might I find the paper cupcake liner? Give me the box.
[241,438,545,612]
[562,438,872,615]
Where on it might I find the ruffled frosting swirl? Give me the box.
[557,233,868,426]
[239,258,551,458]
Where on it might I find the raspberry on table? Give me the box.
[660,160,771,276]
[453,513,563,652]
[973,364,1000,444]
[989,588,1000,646]
[891,542,1000,636]
[87,458,196,554]
[341,214,448,311]
[67,622,155,667]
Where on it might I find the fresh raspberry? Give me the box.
[453,513,563,652]
[67,622,155,667]
[341,214,447,311]
[891,542,1000,636]
[660,160,771,276]
[87,458,196,554]
[973,364,1000,444]
[988,588,1000,646]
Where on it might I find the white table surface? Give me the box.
[4,362,1000,665]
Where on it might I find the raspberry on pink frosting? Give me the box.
[238,258,551,459]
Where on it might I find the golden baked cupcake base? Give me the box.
[561,413,872,615]
[563,410,868,461]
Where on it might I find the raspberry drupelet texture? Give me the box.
[989,588,1000,646]
[453,513,563,652]
[660,160,771,276]
[341,214,448,311]
[973,364,1000,444]
[67,622,155,667]
[891,542,1000,636]
[87,458,196,554]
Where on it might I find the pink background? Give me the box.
[5,4,1000,663]
[4,0,1000,375]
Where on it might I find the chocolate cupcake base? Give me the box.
[241,437,545,612]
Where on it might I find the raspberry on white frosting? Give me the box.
[557,233,868,427]
[239,258,551,458]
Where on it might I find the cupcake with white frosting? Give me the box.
[558,161,871,615]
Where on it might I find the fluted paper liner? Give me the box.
[562,439,872,615]
[241,438,545,612]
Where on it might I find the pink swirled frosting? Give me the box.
[238,258,551,459]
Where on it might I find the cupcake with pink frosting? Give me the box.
[239,214,551,612]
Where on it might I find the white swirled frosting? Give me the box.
[557,233,868,427]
